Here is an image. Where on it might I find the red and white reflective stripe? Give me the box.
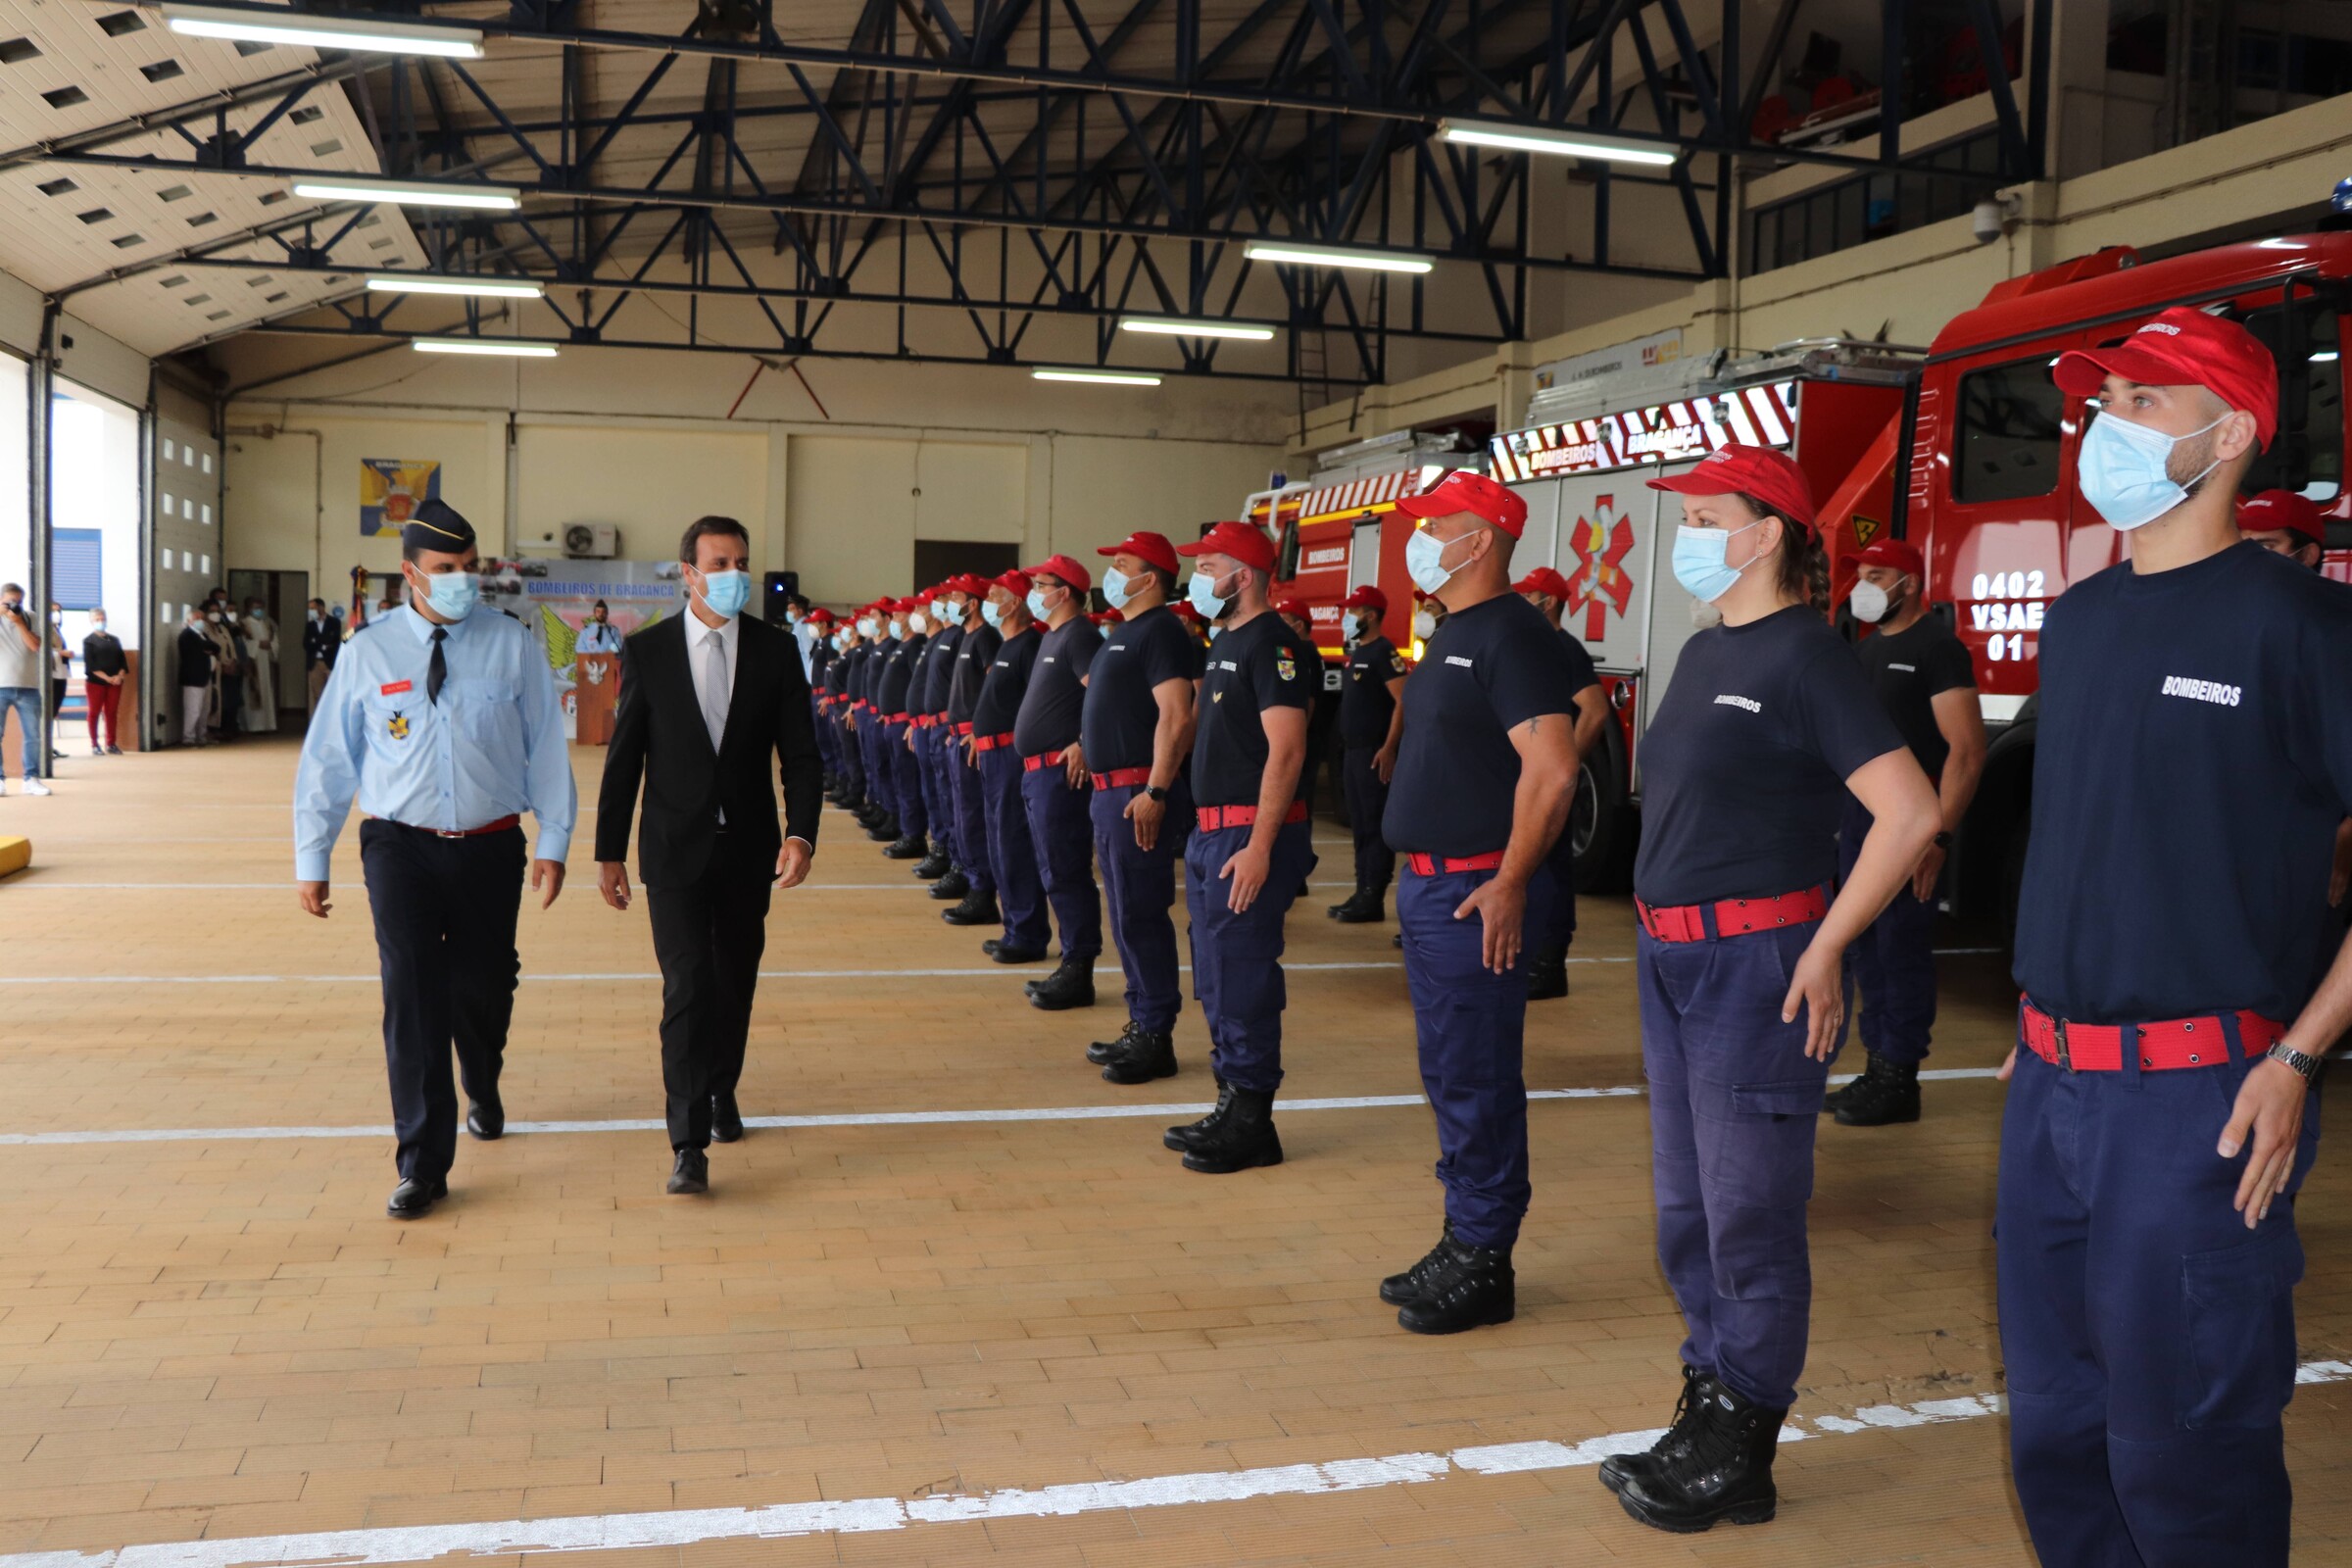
[1488,380,1797,482]
[1292,466,1437,523]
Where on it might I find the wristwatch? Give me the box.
[1146,784,1168,803]
[2267,1040,2325,1085]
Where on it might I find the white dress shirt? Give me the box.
[688,610,739,749]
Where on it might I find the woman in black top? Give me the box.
[1605,443,1937,1535]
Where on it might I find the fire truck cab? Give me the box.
[1491,340,1918,889]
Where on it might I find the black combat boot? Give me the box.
[1526,943,1569,1000]
[1100,1027,1177,1085]
[1615,1380,1786,1533]
[987,937,1048,963]
[1088,1018,1144,1065]
[1377,1220,1454,1305]
[944,889,998,925]
[913,847,954,880]
[1830,1052,1922,1126]
[1163,1080,1233,1152]
[1181,1088,1281,1174]
[1026,955,1096,1010]
[1394,1235,1514,1334]
[1326,889,1385,923]
[928,868,969,901]
[883,832,928,859]
[1599,1364,1717,1495]
[865,816,902,843]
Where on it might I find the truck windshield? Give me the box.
[2236,298,2343,503]
[1952,355,2066,504]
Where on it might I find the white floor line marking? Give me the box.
[0,1076,2003,1147]
[0,960,1431,984]
[18,1362,2343,1568]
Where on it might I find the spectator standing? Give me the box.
[81,610,125,756]
[241,599,279,733]
[45,605,69,754]
[0,584,43,793]
[303,599,338,710]
[178,607,217,747]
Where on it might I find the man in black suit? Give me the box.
[595,515,823,1196]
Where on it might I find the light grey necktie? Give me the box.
[701,626,728,752]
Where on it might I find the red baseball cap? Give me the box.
[1394,468,1529,538]
[1272,595,1312,621]
[1341,584,1389,613]
[2239,488,2325,543]
[1097,530,1179,576]
[990,568,1032,597]
[1513,566,1573,600]
[1177,519,1278,574]
[1647,442,1818,531]
[806,607,836,623]
[1091,608,1124,625]
[1852,539,1925,578]
[954,572,995,595]
[1172,599,1206,624]
[1025,554,1092,593]
[2053,307,2278,450]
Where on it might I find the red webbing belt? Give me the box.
[1404,851,1506,876]
[2020,998,2283,1072]
[1636,886,1831,944]
[1091,767,1152,790]
[1023,749,1068,772]
[971,731,1015,753]
[1195,801,1308,831]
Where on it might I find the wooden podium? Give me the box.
[574,653,619,744]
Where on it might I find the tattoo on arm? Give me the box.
[1522,715,1541,736]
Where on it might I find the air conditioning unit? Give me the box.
[518,528,564,556]
[563,524,619,559]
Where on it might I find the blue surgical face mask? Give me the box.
[417,570,479,620]
[2078,410,2228,531]
[1101,566,1134,611]
[982,600,1004,629]
[697,568,752,617]
[1670,520,1765,603]
[1186,568,1232,619]
[1025,588,1052,620]
[1342,611,1363,641]
[889,618,906,640]
[1404,527,1471,596]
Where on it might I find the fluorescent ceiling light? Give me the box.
[163,3,483,58]
[1032,368,1161,386]
[1242,241,1432,274]
[292,176,520,211]
[1437,118,1680,167]
[368,274,543,300]
[413,338,559,358]
[1120,317,1276,341]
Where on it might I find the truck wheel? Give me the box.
[1573,720,1637,894]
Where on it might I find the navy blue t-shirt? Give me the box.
[1858,614,1976,781]
[1193,611,1313,807]
[876,631,925,717]
[1014,615,1101,758]
[2015,542,2352,1024]
[1634,604,1904,906]
[1081,605,1203,773]
[1339,635,1410,748]
[845,643,873,703]
[949,620,999,724]
[973,624,1041,738]
[920,623,962,715]
[1383,594,1590,857]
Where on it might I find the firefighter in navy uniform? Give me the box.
[1511,566,1610,998]
[1604,444,1937,1534]
[1159,520,1314,1173]
[971,571,1051,964]
[857,605,902,843]
[2237,486,2327,567]
[1327,585,1407,924]
[1375,472,1583,1336]
[1079,531,1201,1083]
[1012,556,1104,1010]
[2003,309,2348,1568]
[877,599,930,860]
[292,501,576,1220]
[1823,538,1984,1127]
[917,583,969,895]
[941,577,1004,928]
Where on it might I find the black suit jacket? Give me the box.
[595,612,822,885]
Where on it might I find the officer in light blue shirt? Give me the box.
[293,499,575,1221]
[576,600,622,655]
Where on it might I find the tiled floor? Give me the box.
[0,735,2345,1566]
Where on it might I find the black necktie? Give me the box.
[427,627,447,705]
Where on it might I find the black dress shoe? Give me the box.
[667,1149,710,1196]
[928,868,969,901]
[1328,890,1386,923]
[943,890,999,926]
[711,1094,745,1144]
[913,850,953,880]
[1027,956,1097,1010]
[883,833,928,859]
[989,941,1049,964]
[466,1101,505,1141]
[386,1176,448,1219]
